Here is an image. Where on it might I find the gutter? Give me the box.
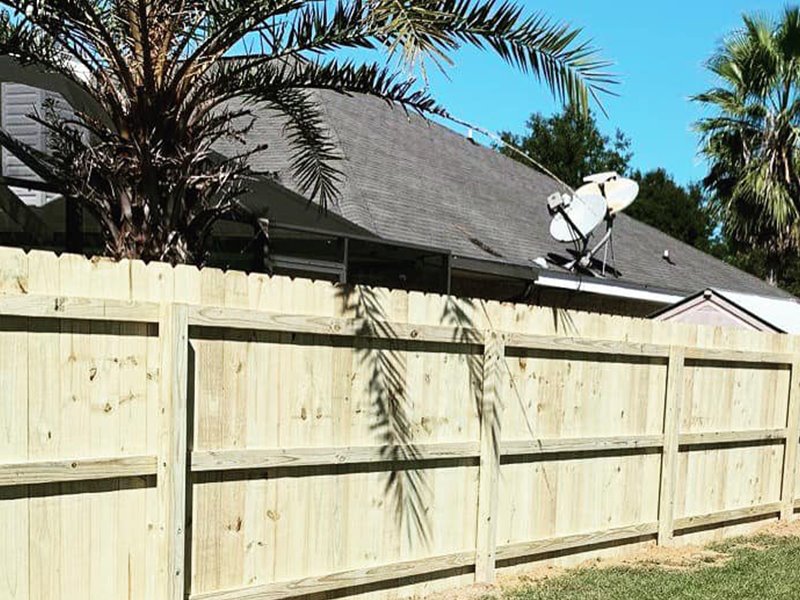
[451,253,685,306]
[535,272,686,305]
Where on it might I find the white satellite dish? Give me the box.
[545,172,640,277]
[549,191,606,243]
[575,181,602,200]
[604,178,639,214]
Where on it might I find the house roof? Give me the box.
[217,90,793,301]
[0,62,791,301]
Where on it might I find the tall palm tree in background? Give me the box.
[0,0,614,264]
[695,8,800,283]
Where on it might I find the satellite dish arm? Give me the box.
[560,208,589,245]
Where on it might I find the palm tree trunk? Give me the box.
[65,196,83,254]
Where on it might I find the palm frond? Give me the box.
[438,0,615,110]
[0,124,63,184]
[0,0,614,261]
[695,8,800,262]
[282,0,375,54]
[268,87,343,208]
[367,0,616,112]
[194,57,449,207]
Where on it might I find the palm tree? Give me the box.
[695,8,800,281]
[0,0,614,264]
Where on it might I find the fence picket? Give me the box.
[0,250,799,600]
[658,346,685,545]
[158,303,190,600]
[781,360,800,520]
[475,332,504,583]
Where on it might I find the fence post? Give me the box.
[780,360,800,521]
[158,303,190,600]
[475,331,504,583]
[658,346,685,546]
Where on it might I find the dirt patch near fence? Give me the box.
[425,520,800,600]
[594,544,730,571]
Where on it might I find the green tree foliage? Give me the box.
[694,7,800,278]
[713,241,800,295]
[627,169,717,253]
[499,104,631,187]
[498,106,718,251]
[500,103,800,293]
[0,0,615,264]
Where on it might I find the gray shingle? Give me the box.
[217,90,793,300]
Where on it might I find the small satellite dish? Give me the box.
[549,191,606,243]
[604,178,639,214]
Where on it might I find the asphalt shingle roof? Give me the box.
[218,90,793,300]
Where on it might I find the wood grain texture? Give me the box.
[475,332,504,583]
[0,287,29,600]
[658,347,685,545]
[501,435,664,456]
[188,550,476,600]
[189,436,669,472]
[188,304,471,344]
[684,347,793,365]
[191,443,481,471]
[679,429,787,447]
[0,294,159,322]
[495,521,659,561]
[158,303,190,600]
[0,249,798,600]
[781,361,800,519]
[674,502,782,531]
[503,332,670,357]
[0,455,156,486]
[25,250,62,599]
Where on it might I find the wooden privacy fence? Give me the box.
[1,248,800,600]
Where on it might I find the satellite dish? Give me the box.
[575,181,602,199]
[545,172,640,277]
[549,191,606,243]
[604,178,639,214]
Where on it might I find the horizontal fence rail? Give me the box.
[0,455,157,486]
[0,294,795,363]
[188,551,478,600]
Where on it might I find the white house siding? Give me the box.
[1,82,68,206]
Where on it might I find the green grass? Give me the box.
[502,535,800,600]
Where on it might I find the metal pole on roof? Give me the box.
[341,236,349,284]
[443,254,452,295]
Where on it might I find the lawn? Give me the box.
[502,533,800,600]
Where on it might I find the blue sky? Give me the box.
[422,0,788,186]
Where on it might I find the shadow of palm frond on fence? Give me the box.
[551,305,578,336]
[440,296,493,453]
[337,284,431,546]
